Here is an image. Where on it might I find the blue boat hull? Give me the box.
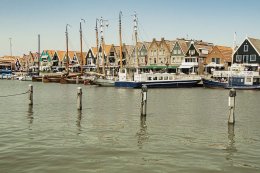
[202,79,227,88]
[115,80,201,88]
[202,79,260,90]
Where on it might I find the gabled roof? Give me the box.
[247,37,260,55]
[194,41,214,55]
[124,45,135,55]
[91,47,98,57]
[44,50,56,57]
[176,39,190,54]
[56,51,65,61]
[215,46,233,60]
[165,40,176,52]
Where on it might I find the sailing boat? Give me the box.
[60,22,85,84]
[91,15,120,87]
[115,12,201,88]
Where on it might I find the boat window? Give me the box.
[148,77,152,80]
[241,79,244,83]
[246,78,251,82]
[159,76,163,80]
[164,76,168,80]
[169,76,173,80]
[153,77,157,80]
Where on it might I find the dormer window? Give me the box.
[244,45,248,52]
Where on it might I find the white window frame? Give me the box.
[250,54,256,61]
[244,45,248,52]
[236,55,242,62]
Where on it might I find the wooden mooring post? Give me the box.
[141,85,148,116]
[76,76,79,84]
[28,84,33,105]
[228,88,236,124]
[77,87,82,110]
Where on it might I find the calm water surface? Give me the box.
[0,80,259,173]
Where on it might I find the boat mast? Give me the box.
[80,19,85,75]
[65,24,70,74]
[96,19,100,73]
[38,34,40,75]
[100,17,106,76]
[119,11,123,70]
[134,12,139,68]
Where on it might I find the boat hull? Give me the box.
[202,78,227,89]
[115,79,201,88]
[92,78,115,87]
[203,79,260,90]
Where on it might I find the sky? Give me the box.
[1,0,260,56]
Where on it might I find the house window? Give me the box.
[212,58,220,64]
[244,45,248,52]
[189,50,195,55]
[250,54,256,61]
[243,55,249,63]
[173,50,177,54]
[236,55,242,62]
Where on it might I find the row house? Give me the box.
[182,40,214,75]
[40,50,84,72]
[233,37,260,71]
[205,46,233,74]
[129,42,143,67]
[86,44,118,70]
[170,39,190,73]
[114,44,130,67]
[147,38,174,70]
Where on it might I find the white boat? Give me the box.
[92,76,116,87]
[115,69,201,88]
[202,64,260,90]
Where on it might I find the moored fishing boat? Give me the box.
[202,64,260,90]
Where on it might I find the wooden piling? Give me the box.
[28,84,33,105]
[141,85,148,116]
[77,87,82,110]
[228,88,236,124]
[76,76,79,84]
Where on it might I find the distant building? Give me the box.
[183,40,213,74]
[171,39,190,73]
[233,37,260,71]
[205,45,233,74]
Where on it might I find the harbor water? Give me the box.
[0,80,259,172]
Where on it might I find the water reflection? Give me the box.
[27,105,33,128]
[226,124,237,162]
[76,110,82,134]
[136,116,149,149]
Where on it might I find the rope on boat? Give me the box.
[0,90,29,98]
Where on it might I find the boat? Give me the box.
[202,64,260,90]
[17,75,32,81]
[114,12,201,89]
[115,69,201,88]
[92,75,116,87]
